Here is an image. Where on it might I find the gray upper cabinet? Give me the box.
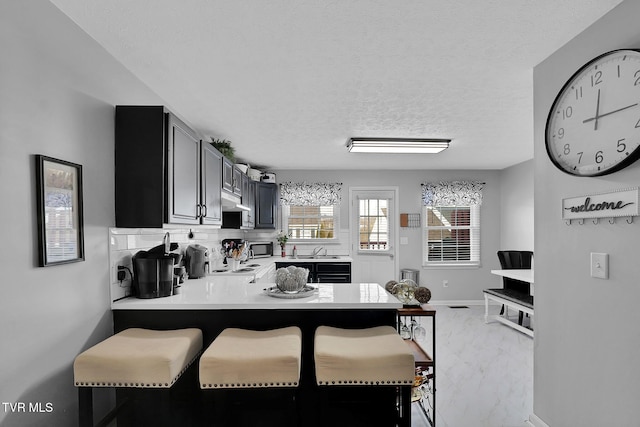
[201,143,223,225]
[167,113,201,225]
[115,105,223,228]
[222,157,234,194]
[255,182,278,229]
[232,166,243,196]
[241,174,256,229]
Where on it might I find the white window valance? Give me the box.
[280,182,342,206]
[421,181,484,206]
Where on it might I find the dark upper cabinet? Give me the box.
[222,157,234,194]
[255,182,278,229]
[241,175,256,228]
[201,143,223,225]
[115,105,222,228]
[232,167,243,196]
[221,157,242,197]
[167,113,200,225]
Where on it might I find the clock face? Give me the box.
[545,49,640,176]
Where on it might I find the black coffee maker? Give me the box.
[132,237,178,298]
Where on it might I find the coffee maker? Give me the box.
[132,251,174,298]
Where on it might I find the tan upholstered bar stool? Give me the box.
[199,326,302,426]
[314,325,415,426]
[73,328,203,427]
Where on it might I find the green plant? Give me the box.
[277,231,291,246]
[210,138,235,162]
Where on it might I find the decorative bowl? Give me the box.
[392,279,418,304]
[275,266,309,293]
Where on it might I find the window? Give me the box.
[358,198,389,251]
[424,204,480,267]
[283,205,338,241]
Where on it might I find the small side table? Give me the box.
[397,304,436,427]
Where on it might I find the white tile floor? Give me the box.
[410,304,533,427]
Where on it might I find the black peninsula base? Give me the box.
[112,308,410,427]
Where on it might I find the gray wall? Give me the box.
[499,160,534,251]
[274,169,504,301]
[0,1,166,424]
[533,1,640,425]
[0,0,537,424]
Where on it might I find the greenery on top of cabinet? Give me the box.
[210,138,235,162]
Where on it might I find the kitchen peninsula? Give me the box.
[111,277,405,425]
[112,276,400,347]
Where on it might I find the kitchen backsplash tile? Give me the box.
[109,227,351,302]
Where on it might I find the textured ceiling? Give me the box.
[50,0,623,171]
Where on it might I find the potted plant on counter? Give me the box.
[277,231,291,258]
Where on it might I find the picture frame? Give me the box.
[35,155,85,266]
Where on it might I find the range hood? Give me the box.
[221,191,251,212]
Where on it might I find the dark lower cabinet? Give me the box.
[275,262,351,283]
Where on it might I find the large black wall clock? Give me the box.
[545,49,640,176]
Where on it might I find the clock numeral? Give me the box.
[634,70,640,86]
[575,86,583,100]
[563,144,570,155]
[562,106,573,120]
[617,138,627,153]
[557,128,565,139]
[577,152,584,163]
[595,151,604,164]
[591,71,603,87]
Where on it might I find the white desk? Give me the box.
[485,269,534,337]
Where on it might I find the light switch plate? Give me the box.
[590,253,609,279]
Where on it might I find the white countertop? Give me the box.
[490,269,534,283]
[112,276,399,310]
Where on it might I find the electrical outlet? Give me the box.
[443,280,449,287]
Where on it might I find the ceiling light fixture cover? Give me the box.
[347,138,450,154]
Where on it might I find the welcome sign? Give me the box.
[562,187,639,220]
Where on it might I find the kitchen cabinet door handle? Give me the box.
[202,204,208,218]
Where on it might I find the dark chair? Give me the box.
[496,250,533,325]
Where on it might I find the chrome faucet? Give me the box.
[312,246,325,258]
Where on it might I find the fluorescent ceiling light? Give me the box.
[347,138,450,154]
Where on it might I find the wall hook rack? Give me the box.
[566,216,636,225]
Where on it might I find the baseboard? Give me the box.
[429,300,485,306]
[525,413,549,427]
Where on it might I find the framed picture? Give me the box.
[35,155,85,266]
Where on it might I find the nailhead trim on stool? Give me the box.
[314,325,414,386]
[74,328,203,388]
[73,328,203,427]
[199,326,302,389]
